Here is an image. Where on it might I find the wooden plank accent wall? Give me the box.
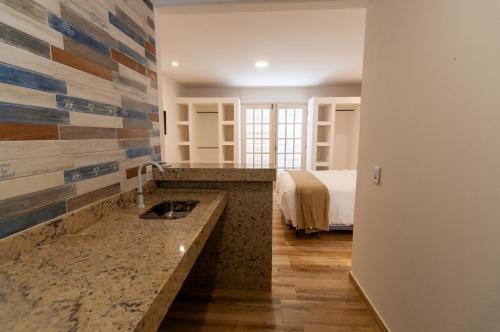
[0,0,160,239]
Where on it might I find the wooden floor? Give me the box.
[159,196,380,331]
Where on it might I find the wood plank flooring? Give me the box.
[159,196,380,332]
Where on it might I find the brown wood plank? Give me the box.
[144,40,156,55]
[117,128,150,139]
[111,48,146,75]
[125,166,147,179]
[63,36,119,72]
[67,183,120,211]
[59,126,117,140]
[145,68,157,81]
[148,113,159,122]
[51,46,113,81]
[0,122,59,141]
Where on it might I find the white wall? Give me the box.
[179,84,361,104]
[352,1,500,332]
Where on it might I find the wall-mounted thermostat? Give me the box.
[373,166,381,185]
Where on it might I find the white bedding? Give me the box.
[275,170,357,227]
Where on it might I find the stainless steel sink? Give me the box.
[140,200,200,220]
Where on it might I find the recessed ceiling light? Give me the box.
[255,60,269,69]
[171,61,179,67]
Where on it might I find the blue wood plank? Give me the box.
[148,35,156,47]
[48,12,110,56]
[64,161,119,184]
[57,95,149,120]
[108,12,144,47]
[0,201,66,239]
[0,63,67,94]
[125,147,153,159]
[0,101,69,125]
[56,94,120,117]
[117,41,146,65]
[121,96,158,113]
[145,50,156,63]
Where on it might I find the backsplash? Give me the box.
[0,0,160,239]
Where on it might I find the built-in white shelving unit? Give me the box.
[172,98,241,164]
[306,97,361,171]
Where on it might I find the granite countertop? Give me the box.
[156,163,276,182]
[0,189,228,332]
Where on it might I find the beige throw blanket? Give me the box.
[288,170,330,233]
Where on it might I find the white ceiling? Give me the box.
[155,2,366,87]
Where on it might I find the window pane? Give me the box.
[277,154,285,168]
[246,141,254,153]
[254,139,262,153]
[286,124,294,138]
[294,139,302,153]
[254,109,262,123]
[246,124,254,138]
[254,125,262,138]
[246,154,253,165]
[294,154,301,168]
[278,124,286,138]
[279,108,286,123]
[295,108,303,123]
[246,109,253,123]
[286,139,294,153]
[262,108,270,123]
[254,154,262,166]
[286,109,294,123]
[286,154,294,168]
[262,139,270,153]
[277,139,285,153]
[294,124,302,138]
[262,124,270,139]
[262,154,269,168]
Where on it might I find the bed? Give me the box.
[275,170,357,230]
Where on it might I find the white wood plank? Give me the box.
[34,0,60,15]
[0,1,64,49]
[0,140,62,161]
[0,42,54,77]
[0,171,64,200]
[73,149,125,168]
[75,170,124,195]
[120,155,150,170]
[61,139,120,154]
[66,81,122,107]
[118,63,149,86]
[69,112,124,129]
[0,82,56,108]
[53,62,115,94]
[0,155,73,181]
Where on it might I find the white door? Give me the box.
[242,104,307,172]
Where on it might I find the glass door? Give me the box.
[241,104,275,168]
[241,104,307,172]
[276,104,307,174]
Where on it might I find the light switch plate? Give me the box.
[373,166,381,185]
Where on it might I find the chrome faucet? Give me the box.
[137,161,164,208]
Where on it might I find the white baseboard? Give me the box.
[349,271,390,332]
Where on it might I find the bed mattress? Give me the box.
[276,170,357,227]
